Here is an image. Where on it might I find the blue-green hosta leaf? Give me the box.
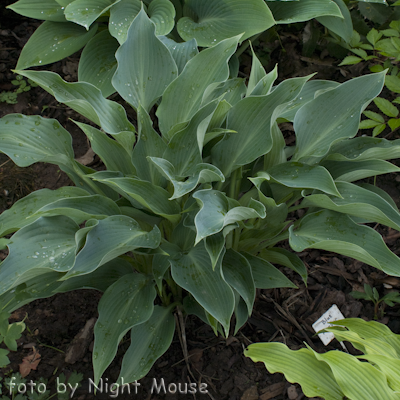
[16,21,97,70]
[62,216,161,279]
[148,0,175,36]
[202,79,246,107]
[267,0,342,23]
[293,71,386,161]
[324,137,400,162]
[246,44,267,97]
[260,248,307,283]
[158,36,198,74]
[116,305,175,384]
[193,189,266,244]
[33,195,121,223]
[162,100,219,175]
[260,162,341,197]
[0,216,79,295]
[289,209,400,276]
[245,342,344,400]
[132,105,166,185]
[65,0,121,29]
[7,0,66,21]
[16,70,135,139]
[78,30,119,98]
[57,258,133,293]
[0,187,88,237]
[234,294,248,335]
[317,0,353,43]
[321,159,400,182]
[157,35,240,136]
[212,75,312,177]
[205,233,225,270]
[177,0,275,47]
[74,122,136,175]
[109,0,142,44]
[310,346,398,400]
[222,249,255,315]
[112,9,178,112]
[249,64,278,97]
[152,254,171,292]
[93,273,156,384]
[150,158,225,200]
[170,242,234,336]
[243,252,297,289]
[302,182,400,231]
[89,175,181,222]
[0,114,74,168]
[278,80,340,122]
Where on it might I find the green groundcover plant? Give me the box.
[245,318,400,400]
[1,7,400,385]
[6,0,385,98]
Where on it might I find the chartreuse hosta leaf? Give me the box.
[293,71,386,161]
[7,0,66,22]
[112,8,178,112]
[93,273,156,385]
[0,187,88,237]
[303,181,400,231]
[116,305,175,385]
[170,243,234,336]
[16,21,97,70]
[267,0,343,24]
[89,175,181,222]
[78,30,119,98]
[193,189,266,244]
[62,216,161,279]
[256,162,341,197]
[0,216,79,295]
[65,0,121,29]
[15,70,135,138]
[289,210,400,276]
[157,35,240,136]
[245,342,344,400]
[177,0,275,47]
[212,75,312,177]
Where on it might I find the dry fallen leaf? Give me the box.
[19,347,41,378]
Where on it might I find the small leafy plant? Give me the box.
[245,318,400,400]
[0,75,38,105]
[1,7,400,386]
[350,283,400,319]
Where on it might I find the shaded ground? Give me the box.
[1,4,400,400]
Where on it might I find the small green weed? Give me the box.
[0,75,38,105]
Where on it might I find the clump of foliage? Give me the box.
[0,76,38,105]
[245,318,400,400]
[1,1,400,388]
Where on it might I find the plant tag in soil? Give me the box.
[312,304,345,345]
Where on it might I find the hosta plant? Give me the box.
[6,0,380,97]
[1,9,400,385]
[245,318,400,400]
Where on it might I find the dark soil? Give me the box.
[1,3,400,400]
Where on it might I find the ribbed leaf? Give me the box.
[93,274,156,384]
[0,187,88,237]
[7,0,66,21]
[78,30,119,98]
[65,0,120,29]
[0,216,79,295]
[109,0,142,44]
[177,0,275,47]
[157,35,240,136]
[193,189,266,244]
[245,342,344,400]
[293,71,386,161]
[17,70,135,137]
[116,305,175,384]
[302,182,400,231]
[170,242,234,336]
[289,209,400,276]
[16,21,97,70]
[112,8,178,112]
[148,0,175,36]
[62,216,161,278]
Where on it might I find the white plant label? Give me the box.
[312,304,345,345]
